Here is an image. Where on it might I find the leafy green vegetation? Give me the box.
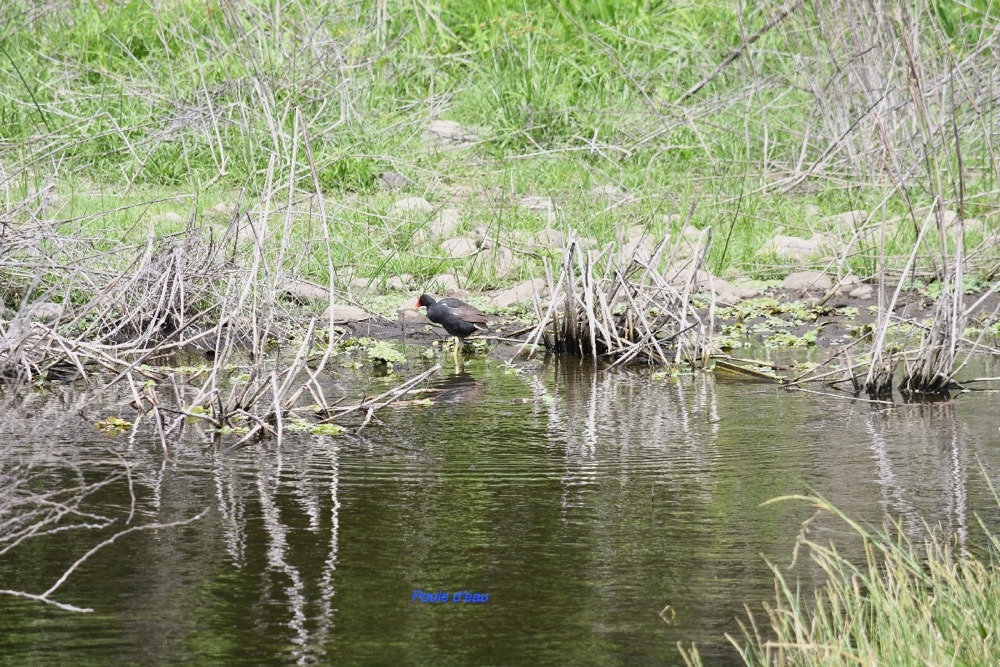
[714,298,845,348]
[364,340,406,367]
[95,415,131,434]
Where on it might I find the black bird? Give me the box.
[415,294,489,342]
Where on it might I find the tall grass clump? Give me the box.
[681,493,1000,666]
[521,219,715,367]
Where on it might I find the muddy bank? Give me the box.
[333,284,1000,354]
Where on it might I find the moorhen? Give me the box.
[415,294,488,343]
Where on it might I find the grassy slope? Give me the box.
[2,0,996,294]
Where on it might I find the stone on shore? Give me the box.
[489,278,548,308]
[322,304,375,323]
[782,271,833,291]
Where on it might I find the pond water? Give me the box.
[2,351,999,665]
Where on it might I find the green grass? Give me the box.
[681,492,1000,666]
[1,0,998,297]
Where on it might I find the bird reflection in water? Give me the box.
[427,369,485,404]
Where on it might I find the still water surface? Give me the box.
[2,352,999,665]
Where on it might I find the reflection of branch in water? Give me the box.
[0,457,120,557]
[314,364,441,433]
[250,439,345,666]
[313,439,342,660]
[947,422,968,553]
[549,360,720,502]
[427,370,485,404]
[0,508,207,613]
[865,404,969,546]
[256,464,310,657]
[866,413,920,530]
[212,449,247,567]
[208,439,342,665]
[1,391,211,613]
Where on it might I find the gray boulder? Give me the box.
[322,304,375,323]
[782,271,832,291]
[490,278,548,308]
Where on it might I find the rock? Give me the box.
[431,273,462,293]
[666,269,738,301]
[208,202,237,217]
[489,278,549,308]
[948,217,984,240]
[924,210,958,229]
[681,225,703,240]
[281,278,329,303]
[836,275,863,294]
[782,271,833,291]
[821,210,869,229]
[470,225,490,242]
[349,277,373,294]
[440,236,480,258]
[759,233,832,261]
[429,208,461,238]
[666,268,710,289]
[151,211,185,226]
[840,274,863,285]
[621,235,658,263]
[710,278,740,302]
[519,195,554,213]
[322,304,375,323]
[378,172,411,191]
[388,197,433,216]
[676,274,739,301]
[31,301,64,322]
[849,285,874,299]
[399,307,430,325]
[591,184,625,198]
[733,286,761,300]
[425,120,476,143]
[385,274,414,291]
[490,246,518,279]
[536,228,564,248]
[762,235,815,260]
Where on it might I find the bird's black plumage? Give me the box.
[415,294,488,339]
